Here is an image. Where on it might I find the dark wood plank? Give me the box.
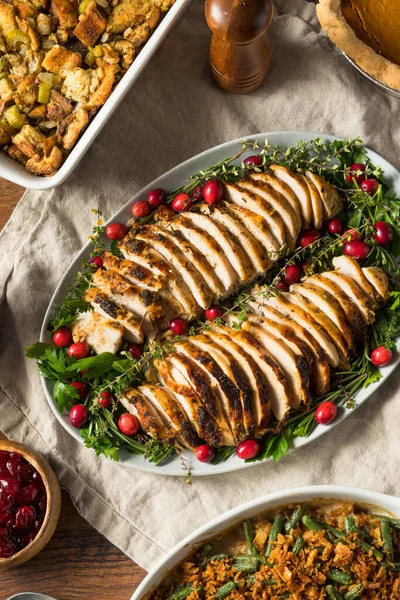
[0,178,24,230]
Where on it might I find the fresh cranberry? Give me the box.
[71,381,89,400]
[6,454,33,483]
[195,445,216,463]
[191,185,204,201]
[128,343,142,359]
[0,539,16,558]
[0,510,13,526]
[203,179,224,205]
[0,526,10,540]
[69,404,89,428]
[147,188,166,207]
[14,506,35,530]
[342,228,362,241]
[118,414,139,436]
[276,280,289,292]
[169,318,189,335]
[89,255,103,268]
[327,217,343,235]
[360,179,379,195]
[67,342,90,359]
[132,200,152,219]
[18,483,38,504]
[236,440,260,460]
[0,499,8,512]
[0,453,8,470]
[284,264,302,285]
[343,241,370,261]
[373,221,393,246]
[0,477,19,500]
[105,223,127,240]
[315,401,337,425]
[301,261,316,275]
[244,155,263,171]
[297,228,322,248]
[371,346,393,368]
[52,326,72,348]
[346,163,366,184]
[98,391,112,408]
[204,305,224,321]
[171,193,192,212]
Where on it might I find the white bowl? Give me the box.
[131,485,400,600]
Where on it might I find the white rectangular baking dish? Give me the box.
[0,0,192,190]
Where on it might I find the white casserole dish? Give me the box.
[130,485,400,600]
[0,0,192,190]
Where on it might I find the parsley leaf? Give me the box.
[53,381,80,413]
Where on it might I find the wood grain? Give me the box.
[0,178,24,230]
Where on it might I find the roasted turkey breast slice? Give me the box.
[155,358,222,446]
[85,287,144,343]
[188,334,252,439]
[225,183,287,250]
[169,216,238,294]
[249,172,302,233]
[102,252,164,291]
[362,267,389,303]
[305,171,344,219]
[269,164,313,228]
[290,282,355,349]
[319,272,375,324]
[198,203,270,275]
[224,204,280,257]
[72,311,124,354]
[138,384,202,450]
[332,256,380,306]
[167,353,233,446]
[173,339,245,444]
[246,302,330,395]
[301,175,323,230]
[120,387,176,444]
[240,178,299,249]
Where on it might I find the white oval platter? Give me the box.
[40,131,400,476]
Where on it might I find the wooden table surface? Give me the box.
[0,184,146,599]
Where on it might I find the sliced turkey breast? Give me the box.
[362,267,389,303]
[239,179,299,249]
[84,287,144,343]
[198,203,270,275]
[249,171,302,233]
[138,384,202,450]
[167,353,233,446]
[225,183,287,250]
[305,171,344,219]
[269,164,313,228]
[173,339,245,444]
[332,256,380,306]
[72,311,124,354]
[155,358,222,446]
[319,271,375,324]
[301,174,323,230]
[225,204,280,257]
[169,216,238,294]
[120,387,176,444]
[102,252,164,291]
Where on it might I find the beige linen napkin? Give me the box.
[1,0,400,571]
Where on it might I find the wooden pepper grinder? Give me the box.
[205,0,273,94]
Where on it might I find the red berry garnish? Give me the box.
[118,413,139,436]
[132,200,152,219]
[105,223,127,240]
[147,188,166,207]
[301,261,316,275]
[373,221,393,246]
[203,179,224,205]
[191,185,203,201]
[343,241,370,261]
[69,404,89,428]
[276,279,289,292]
[346,163,366,184]
[0,477,19,500]
[236,439,260,460]
[89,255,103,268]
[371,346,393,368]
[244,155,263,171]
[70,381,89,400]
[342,228,362,241]
[0,539,16,558]
[18,483,38,504]
[327,217,343,235]
[360,178,379,195]
[171,193,192,212]
[283,264,302,285]
[67,342,90,359]
[169,318,189,335]
[297,228,322,248]
[52,326,72,348]
[204,305,224,321]
[128,343,142,359]
[14,506,35,530]
[195,445,216,463]
[98,391,112,408]
[315,401,337,425]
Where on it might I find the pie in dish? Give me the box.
[316,0,400,91]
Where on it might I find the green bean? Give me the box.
[344,516,370,540]
[264,579,277,586]
[279,594,290,599]
[243,520,258,555]
[214,582,239,600]
[372,514,400,529]
[381,562,400,572]
[167,586,194,600]
[232,556,259,573]
[201,543,213,558]
[381,519,394,560]
[356,540,384,560]
[207,553,229,563]
[343,584,365,600]
[285,506,305,533]
[301,515,325,532]
[327,569,352,585]
[244,575,257,585]
[265,515,285,557]
[326,586,345,600]
[244,575,278,587]
[292,535,305,555]
[235,554,266,563]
